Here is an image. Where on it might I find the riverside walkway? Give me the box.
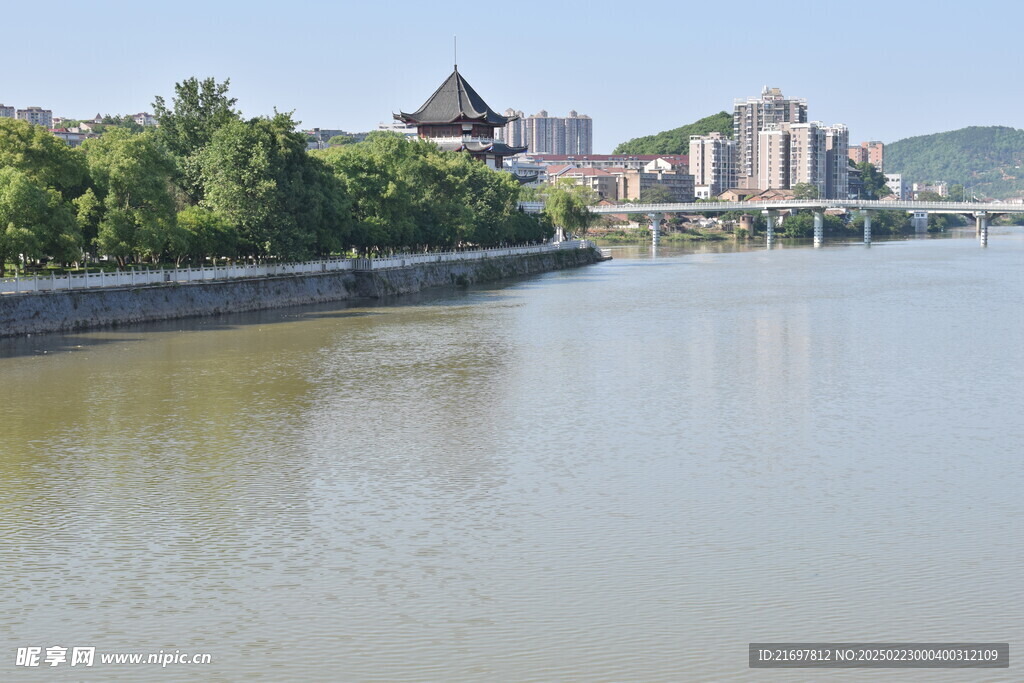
[0,240,598,296]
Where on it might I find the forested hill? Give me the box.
[885,126,1024,199]
[613,112,732,155]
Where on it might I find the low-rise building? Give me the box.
[133,112,158,127]
[885,173,911,199]
[912,181,948,197]
[617,168,694,202]
[503,156,548,186]
[552,166,620,200]
[50,128,90,147]
[718,188,761,202]
[376,120,418,138]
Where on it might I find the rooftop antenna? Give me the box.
[454,36,458,70]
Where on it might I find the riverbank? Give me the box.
[0,246,602,337]
[592,229,729,244]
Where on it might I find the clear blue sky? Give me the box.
[3,0,1021,152]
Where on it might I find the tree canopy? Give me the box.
[857,162,891,199]
[885,125,1024,199]
[539,179,599,239]
[613,112,732,155]
[153,77,242,203]
[84,128,179,264]
[0,76,553,272]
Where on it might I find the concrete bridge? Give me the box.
[520,199,1024,247]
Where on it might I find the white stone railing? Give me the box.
[0,241,596,296]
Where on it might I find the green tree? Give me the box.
[99,115,144,134]
[540,179,599,239]
[780,211,847,238]
[200,113,349,259]
[84,129,178,264]
[153,77,241,203]
[327,134,354,146]
[315,132,550,252]
[174,205,237,263]
[0,117,89,199]
[792,182,820,200]
[857,162,891,199]
[614,112,732,155]
[313,132,426,252]
[886,126,1024,199]
[0,168,80,275]
[639,184,677,203]
[849,209,910,236]
[73,188,102,250]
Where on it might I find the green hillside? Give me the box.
[886,126,1024,199]
[613,112,732,155]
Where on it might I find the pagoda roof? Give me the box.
[396,68,515,126]
[433,138,527,156]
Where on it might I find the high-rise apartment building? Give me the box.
[0,104,14,118]
[824,124,850,199]
[689,132,736,196]
[757,125,790,191]
[733,87,807,188]
[755,121,849,199]
[501,109,592,155]
[787,122,827,194]
[847,140,884,170]
[16,106,53,128]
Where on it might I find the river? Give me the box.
[2,231,1021,680]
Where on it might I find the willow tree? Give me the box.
[540,179,598,240]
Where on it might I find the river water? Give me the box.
[2,232,1022,681]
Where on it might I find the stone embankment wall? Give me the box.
[0,248,600,337]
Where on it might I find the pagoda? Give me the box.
[395,67,526,169]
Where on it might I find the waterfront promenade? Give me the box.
[0,241,598,296]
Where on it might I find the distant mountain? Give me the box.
[885,126,1024,199]
[613,112,732,155]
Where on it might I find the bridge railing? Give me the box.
[0,241,597,296]
[584,199,1024,214]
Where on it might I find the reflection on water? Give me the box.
[2,232,1022,680]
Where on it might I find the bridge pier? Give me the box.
[862,209,873,245]
[763,209,778,247]
[648,212,663,246]
[975,212,989,246]
[813,210,824,248]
